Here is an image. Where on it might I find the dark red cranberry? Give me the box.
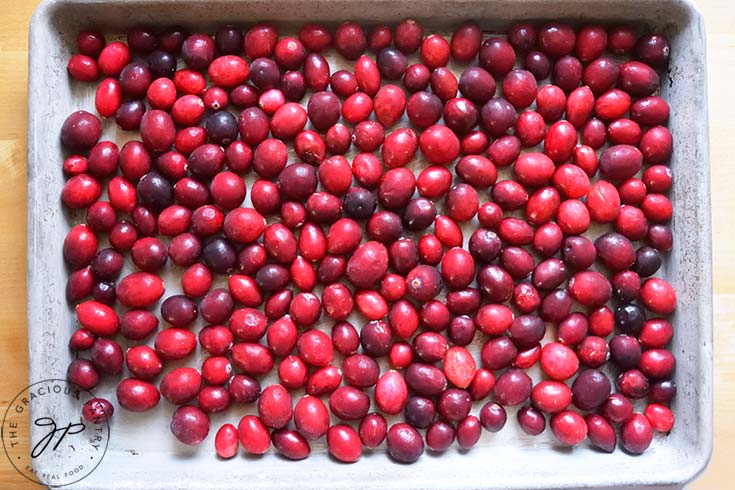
[525,51,552,80]
[571,369,611,411]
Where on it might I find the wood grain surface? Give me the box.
[0,0,731,488]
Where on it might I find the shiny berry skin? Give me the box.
[327,424,362,463]
[215,424,239,459]
[479,37,515,77]
[538,23,576,57]
[61,111,103,152]
[82,397,114,423]
[237,415,271,455]
[621,413,654,454]
[258,384,293,429]
[517,405,546,436]
[294,395,330,440]
[116,378,160,412]
[532,380,573,414]
[448,20,481,61]
[640,278,677,315]
[334,22,367,60]
[480,402,507,432]
[359,413,388,448]
[494,368,532,406]
[541,343,579,381]
[386,423,424,463]
[644,403,675,432]
[98,41,130,76]
[77,31,105,57]
[551,410,588,446]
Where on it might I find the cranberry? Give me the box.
[292,395,330,441]
[426,421,456,451]
[518,406,546,436]
[619,61,660,97]
[516,111,546,147]
[256,384,293,430]
[327,425,362,463]
[577,339,607,370]
[480,98,517,137]
[621,413,653,454]
[532,380,572,414]
[77,31,105,57]
[386,423,424,463]
[456,155,497,188]
[572,369,611,410]
[639,318,674,349]
[541,343,580,381]
[525,51,551,79]
[82,397,114,424]
[98,41,130,76]
[552,55,583,93]
[480,402,507,432]
[449,20,481,61]
[173,69,206,95]
[478,37,515,77]
[640,126,673,164]
[583,58,620,95]
[515,151,555,186]
[197,326,232,358]
[214,424,239,459]
[551,411,587,446]
[160,367,202,405]
[359,413,388,448]
[237,415,270,455]
[116,378,160,412]
[334,22,367,59]
[538,23,575,57]
[644,403,675,432]
[61,111,102,151]
[494,368,532,406]
[631,96,670,125]
[568,271,612,306]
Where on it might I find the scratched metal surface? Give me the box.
[27,0,711,489]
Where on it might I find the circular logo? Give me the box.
[2,379,110,487]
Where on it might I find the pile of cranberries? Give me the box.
[62,19,677,463]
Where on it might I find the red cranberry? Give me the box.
[480,98,517,137]
[61,111,102,151]
[572,369,611,411]
[116,378,160,412]
[77,31,105,57]
[478,37,515,77]
[551,410,587,446]
[386,423,424,463]
[394,19,423,54]
[583,57,620,95]
[480,402,507,432]
[450,21,482,61]
[334,22,367,60]
[458,67,496,105]
[621,413,653,454]
[525,51,552,79]
[644,404,675,432]
[518,406,546,436]
[98,41,130,76]
[82,397,114,423]
[576,335,608,369]
[494,368,532,406]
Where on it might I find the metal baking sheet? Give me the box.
[27,0,711,488]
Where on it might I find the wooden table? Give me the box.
[0,0,732,487]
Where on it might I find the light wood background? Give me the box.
[0,0,731,488]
